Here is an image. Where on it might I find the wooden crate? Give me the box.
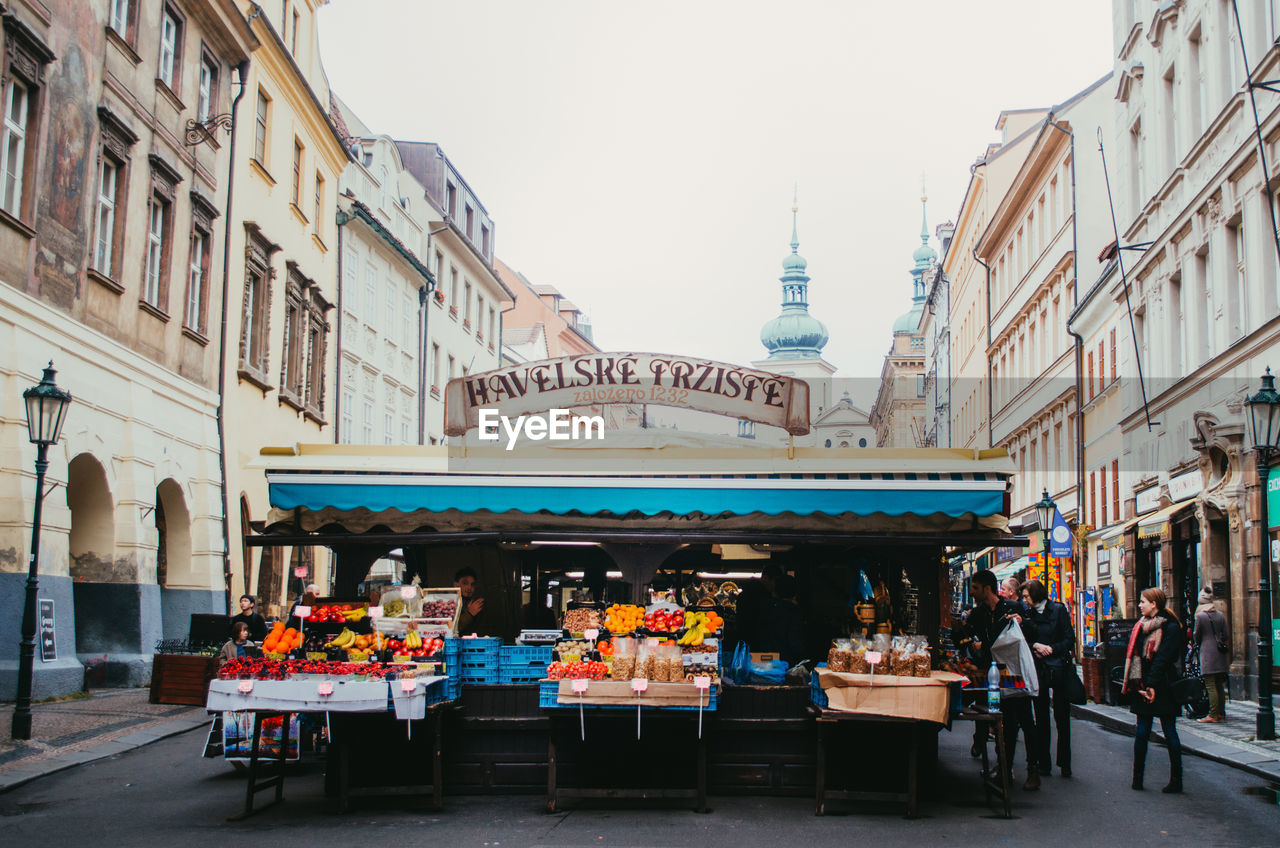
[150,654,219,706]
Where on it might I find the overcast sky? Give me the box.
[318,1,1115,407]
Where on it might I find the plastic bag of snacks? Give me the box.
[848,635,871,674]
[611,636,636,681]
[827,638,852,672]
[911,636,933,678]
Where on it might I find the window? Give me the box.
[431,343,440,390]
[291,9,300,54]
[1086,352,1094,400]
[449,267,458,314]
[383,412,393,445]
[197,56,217,122]
[280,268,306,407]
[239,225,278,385]
[1,79,28,217]
[364,262,377,320]
[362,400,373,444]
[489,307,496,346]
[340,390,353,443]
[385,280,395,336]
[1098,340,1105,394]
[253,89,269,165]
[447,354,456,381]
[291,138,303,209]
[446,181,456,217]
[402,294,413,348]
[158,7,182,91]
[184,219,211,333]
[1100,466,1108,525]
[110,0,131,35]
[304,302,328,421]
[481,224,490,256]
[1228,218,1246,339]
[464,204,474,239]
[313,171,323,237]
[464,280,472,325]
[93,158,120,273]
[1112,459,1121,522]
[144,196,167,307]
[1110,328,1117,381]
[401,420,410,445]
[1090,472,1097,526]
[476,294,485,338]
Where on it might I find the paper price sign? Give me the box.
[571,678,589,693]
[294,605,312,620]
[367,605,383,618]
[865,651,883,666]
[645,638,659,649]
[293,566,308,578]
[400,586,416,600]
[317,681,334,696]
[631,678,649,693]
[584,628,599,641]
[399,679,417,693]
[693,675,712,690]
[237,680,254,694]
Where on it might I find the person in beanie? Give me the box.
[1123,587,1185,793]
[1192,586,1229,723]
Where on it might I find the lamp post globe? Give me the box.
[1035,489,1056,541]
[11,362,71,740]
[1245,367,1278,742]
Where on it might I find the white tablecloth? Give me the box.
[207,677,390,713]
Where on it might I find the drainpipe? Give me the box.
[215,58,251,614]
[334,207,347,445]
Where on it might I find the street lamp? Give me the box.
[11,362,71,740]
[1246,367,1279,741]
[1035,488,1056,565]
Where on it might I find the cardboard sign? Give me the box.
[865,651,883,666]
[294,566,308,578]
[584,628,599,641]
[631,678,649,693]
[317,681,334,696]
[367,605,384,618]
[750,652,780,663]
[572,678,589,693]
[693,675,712,690]
[237,680,254,694]
[400,679,417,693]
[294,605,312,620]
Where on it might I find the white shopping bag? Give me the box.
[990,620,1039,697]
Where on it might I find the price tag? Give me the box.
[400,679,417,693]
[584,628,599,641]
[693,675,711,690]
[317,681,334,696]
[400,586,416,600]
[237,680,254,694]
[865,651,883,666]
[631,677,648,693]
[294,605,312,620]
[645,637,659,649]
[294,566,308,578]
[367,605,384,618]
[571,678,589,693]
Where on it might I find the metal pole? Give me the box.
[1256,451,1275,740]
[11,444,50,739]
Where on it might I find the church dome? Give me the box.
[892,303,923,334]
[761,311,830,355]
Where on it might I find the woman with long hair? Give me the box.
[1122,587,1186,793]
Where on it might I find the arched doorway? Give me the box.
[67,454,119,673]
[156,479,195,639]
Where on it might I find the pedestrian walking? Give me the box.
[1192,586,1230,723]
[1122,587,1185,794]
[1020,579,1075,776]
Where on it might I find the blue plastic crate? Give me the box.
[538,679,718,711]
[499,667,546,685]
[500,644,552,666]
[459,637,501,654]
[810,664,829,709]
[445,677,461,700]
[461,667,500,685]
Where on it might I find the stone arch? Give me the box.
[66,453,115,581]
[155,479,193,587]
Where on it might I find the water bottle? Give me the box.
[987,662,1001,713]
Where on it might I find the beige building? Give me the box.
[1082,0,1280,697]
[224,0,348,613]
[0,0,255,696]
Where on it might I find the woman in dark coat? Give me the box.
[1020,579,1076,776]
[1122,587,1185,793]
[1192,587,1230,722]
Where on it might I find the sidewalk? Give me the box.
[0,688,210,792]
[1073,698,1280,781]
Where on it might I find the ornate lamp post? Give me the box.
[1245,367,1278,741]
[1035,488,1057,582]
[11,363,71,740]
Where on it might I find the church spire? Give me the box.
[760,187,828,360]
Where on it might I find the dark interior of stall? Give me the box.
[322,536,956,795]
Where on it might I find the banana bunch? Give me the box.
[679,611,711,646]
[326,628,356,649]
[404,630,423,650]
[342,607,367,621]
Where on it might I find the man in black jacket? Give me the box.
[1020,579,1076,777]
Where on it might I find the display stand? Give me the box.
[330,704,450,812]
[227,710,292,821]
[952,704,1012,818]
[813,710,921,818]
[544,711,708,813]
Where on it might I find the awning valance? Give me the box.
[1136,499,1195,540]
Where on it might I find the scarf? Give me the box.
[1122,614,1165,692]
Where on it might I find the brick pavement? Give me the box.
[0,688,210,792]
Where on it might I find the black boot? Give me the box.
[1131,757,1145,791]
[1162,756,1182,794]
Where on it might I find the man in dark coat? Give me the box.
[1020,579,1076,776]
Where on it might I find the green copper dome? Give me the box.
[761,199,829,360]
[895,192,931,335]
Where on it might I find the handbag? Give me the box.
[1208,613,1228,655]
[1176,647,1211,719]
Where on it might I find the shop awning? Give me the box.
[993,555,1032,580]
[252,443,1019,541]
[1136,499,1195,540]
[1099,511,1150,548]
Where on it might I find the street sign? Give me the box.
[39,599,55,662]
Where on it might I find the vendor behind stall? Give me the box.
[755,574,807,665]
[455,567,493,636]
